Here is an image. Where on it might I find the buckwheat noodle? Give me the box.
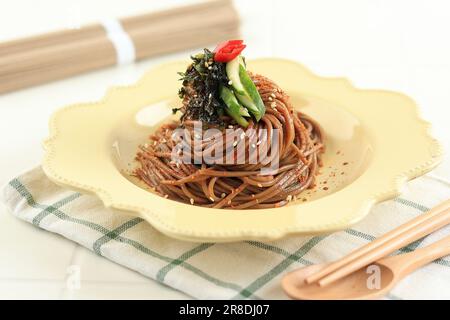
[135,73,324,209]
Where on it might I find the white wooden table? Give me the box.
[0,0,449,299]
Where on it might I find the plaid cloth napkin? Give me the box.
[2,167,450,300]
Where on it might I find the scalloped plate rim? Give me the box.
[42,58,444,242]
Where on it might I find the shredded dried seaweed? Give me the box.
[175,49,229,126]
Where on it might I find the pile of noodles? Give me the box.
[135,73,324,209]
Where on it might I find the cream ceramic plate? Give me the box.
[42,59,443,242]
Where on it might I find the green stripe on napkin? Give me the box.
[2,167,449,299]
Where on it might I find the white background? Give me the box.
[0,0,449,299]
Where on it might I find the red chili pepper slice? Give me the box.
[213,40,246,62]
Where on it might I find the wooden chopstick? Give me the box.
[0,0,240,94]
[305,198,450,286]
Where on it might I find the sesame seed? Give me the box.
[271,102,276,108]
[251,194,255,198]
[228,125,234,129]
[233,141,238,147]
[271,93,276,98]
[164,194,169,198]
[256,141,262,146]
[228,80,233,85]
[209,197,215,202]
[227,200,231,205]
[194,133,201,139]
[240,132,245,139]
[221,193,226,198]
[251,144,256,148]
[208,66,212,70]
[153,141,157,145]
[190,198,194,205]
[143,143,149,148]
[257,183,263,188]
[286,195,293,202]
[268,96,273,101]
